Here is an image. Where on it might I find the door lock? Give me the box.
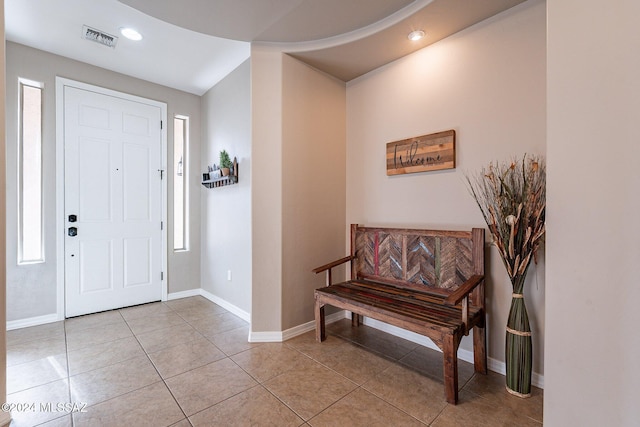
[68,227,78,237]
[68,214,77,222]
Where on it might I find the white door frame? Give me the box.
[55,77,168,319]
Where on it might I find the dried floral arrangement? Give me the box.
[466,155,546,282]
[466,154,546,397]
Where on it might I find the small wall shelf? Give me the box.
[202,157,238,189]
[202,175,237,188]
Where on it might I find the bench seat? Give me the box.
[316,280,483,335]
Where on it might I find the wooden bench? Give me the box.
[313,224,486,404]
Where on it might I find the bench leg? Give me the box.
[315,300,326,342]
[473,325,487,374]
[443,334,459,405]
[351,312,362,326]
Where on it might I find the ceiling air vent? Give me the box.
[82,25,118,48]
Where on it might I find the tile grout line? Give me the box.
[65,302,196,425]
[306,385,363,425]
[126,301,193,425]
[18,302,252,425]
[7,321,72,426]
[166,348,272,424]
[68,308,171,420]
[525,414,544,425]
[253,383,306,424]
[334,326,457,426]
[284,335,431,425]
[216,345,313,423]
[12,300,542,426]
[334,328,490,426]
[63,317,74,427]
[17,319,75,427]
[429,401,450,426]
[245,341,376,423]
[185,383,265,423]
[164,296,249,425]
[132,300,252,425]
[166,312,465,426]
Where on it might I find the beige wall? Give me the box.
[5,43,202,322]
[346,0,546,376]
[201,60,252,313]
[250,47,284,332]
[546,1,640,425]
[281,55,346,330]
[1,0,9,421]
[250,48,347,334]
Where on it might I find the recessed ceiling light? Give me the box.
[407,30,425,41]
[120,27,143,41]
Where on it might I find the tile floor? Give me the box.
[6,296,543,426]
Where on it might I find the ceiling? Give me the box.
[5,0,250,95]
[118,0,418,43]
[5,0,526,95]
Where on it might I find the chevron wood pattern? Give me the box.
[455,237,473,285]
[355,228,475,292]
[355,231,374,276]
[376,232,403,280]
[406,235,436,287]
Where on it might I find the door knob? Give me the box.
[68,227,78,237]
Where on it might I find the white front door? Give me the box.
[64,85,163,317]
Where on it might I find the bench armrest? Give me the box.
[443,275,484,306]
[312,256,356,274]
[312,255,356,287]
[444,274,484,336]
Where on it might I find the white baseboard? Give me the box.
[167,289,201,300]
[4,293,543,388]
[199,289,251,323]
[247,330,283,342]
[249,310,346,343]
[6,289,249,331]
[486,356,544,389]
[358,314,544,389]
[7,313,61,331]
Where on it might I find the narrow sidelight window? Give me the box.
[173,116,188,251]
[18,79,44,264]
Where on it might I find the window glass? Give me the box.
[173,116,188,250]
[19,80,44,264]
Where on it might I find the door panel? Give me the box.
[79,104,110,129]
[122,113,151,136]
[123,143,151,221]
[79,240,113,293]
[78,137,112,221]
[124,237,151,287]
[64,85,162,317]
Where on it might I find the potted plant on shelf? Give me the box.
[219,150,232,177]
[466,154,546,398]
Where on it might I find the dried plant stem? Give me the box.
[506,274,532,397]
[466,154,545,398]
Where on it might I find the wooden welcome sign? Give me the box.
[386,130,456,176]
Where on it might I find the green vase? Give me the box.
[505,274,532,397]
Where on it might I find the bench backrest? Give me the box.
[350,225,485,302]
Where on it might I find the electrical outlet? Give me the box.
[227,270,232,281]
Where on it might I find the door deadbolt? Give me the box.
[68,214,77,222]
[68,227,78,237]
